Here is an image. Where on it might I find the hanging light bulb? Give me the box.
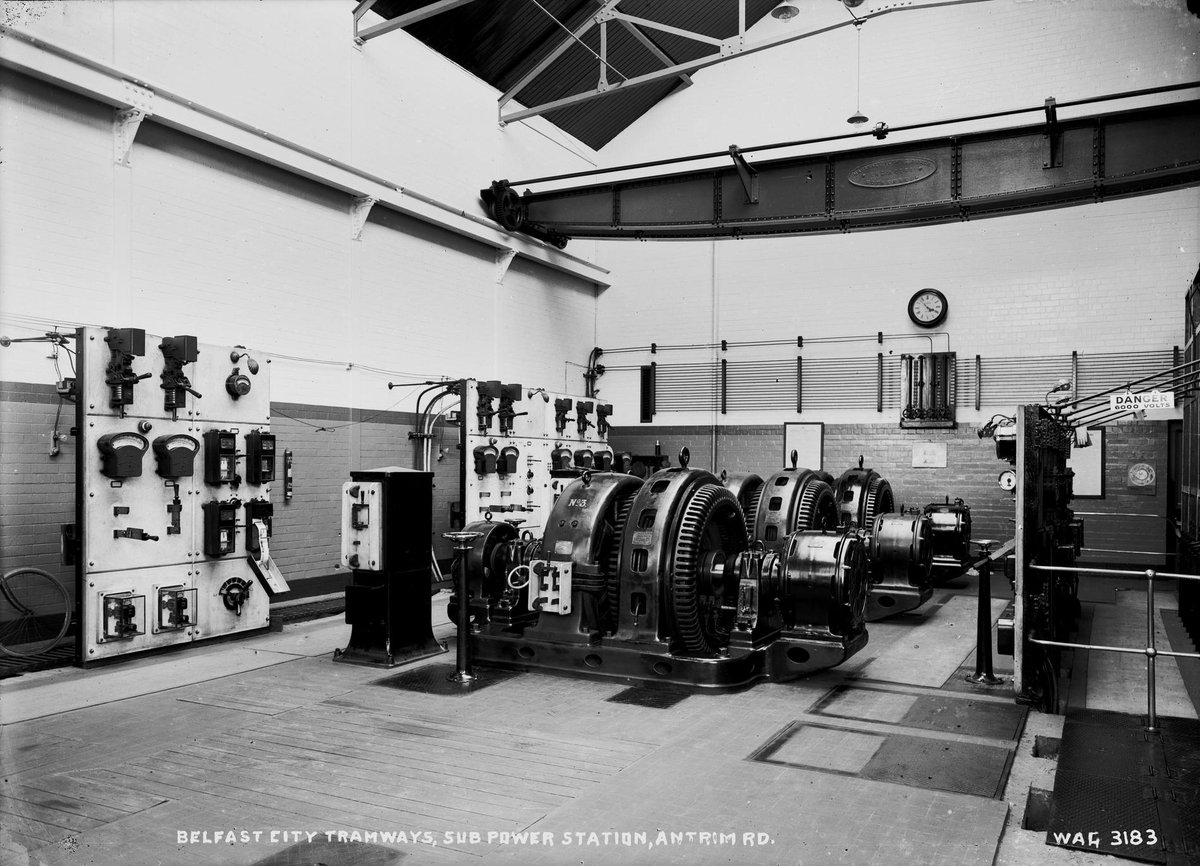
[771,3,800,19]
[847,20,868,124]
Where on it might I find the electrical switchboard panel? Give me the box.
[340,481,384,571]
[461,379,615,537]
[75,326,286,663]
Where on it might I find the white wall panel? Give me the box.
[352,207,498,384]
[4,0,600,213]
[128,125,350,361]
[0,74,118,386]
[596,189,1199,426]
[495,257,598,393]
[599,0,1200,165]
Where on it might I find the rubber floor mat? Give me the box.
[1046,709,1200,863]
[372,663,522,695]
[1046,770,1165,863]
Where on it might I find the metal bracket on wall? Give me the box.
[494,249,517,284]
[350,195,377,240]
[729,145,759,205]
[114,82,154,166]
[1042,97,1062,169]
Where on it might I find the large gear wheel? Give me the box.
[721,472,764,541]
[603,491,637,633]
[863,476,895,526]
[742,483,765,540]
[793,479,838,532]
[670,483,748,657]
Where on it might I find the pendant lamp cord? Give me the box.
[854,20,863,113]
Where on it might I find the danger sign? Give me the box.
[1110,390,1174,411]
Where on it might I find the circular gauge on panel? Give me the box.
[152,434,199,478]
[998,470,1017,491]
[907,288,948,328]
[99,432,148,451]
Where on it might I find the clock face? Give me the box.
[908,289,947,327]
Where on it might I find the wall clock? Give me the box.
[907,288,948,328]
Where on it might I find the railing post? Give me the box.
[1145,568,1157,733]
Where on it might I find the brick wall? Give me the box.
[269,402,464,583]
[0,384,75,588]
[1072,421,1171,567]
[610,420,1172,563]
[0,388,467,598]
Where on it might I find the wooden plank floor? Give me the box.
[0,587,1049,866]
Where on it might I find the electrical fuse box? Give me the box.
[204,429,240,485]
[156,585,196,632]
[245,429,275,485]
[100,592,145,641]
[202,499,240,557]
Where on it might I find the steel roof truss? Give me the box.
[616,18,692,91]
[499,0,623,106]
[355,0,484,44]
[499,0,994,126]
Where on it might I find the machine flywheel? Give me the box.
[794,479,839,532]
[670,483,748,656]
[604,492,637,633]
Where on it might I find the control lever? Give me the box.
[113,527,159,541]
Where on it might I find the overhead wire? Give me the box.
[525,0,629,86]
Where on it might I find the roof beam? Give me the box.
[616,18,692,91]
[499,0,622,105]
[606,11,724,47]
[500,0,996,125]
[355,0,483,43]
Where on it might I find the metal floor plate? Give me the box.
[606,686,692,708]
[250,839,405,865]
[749,721,1015,798]
[372,664,522,695]
[811,685,1028,741]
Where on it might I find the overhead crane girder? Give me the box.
[482,99,1200,247]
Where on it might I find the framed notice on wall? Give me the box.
[783,423,823,470]
[1067,428,1105,498]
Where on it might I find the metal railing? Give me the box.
[1028,565,1200,732]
